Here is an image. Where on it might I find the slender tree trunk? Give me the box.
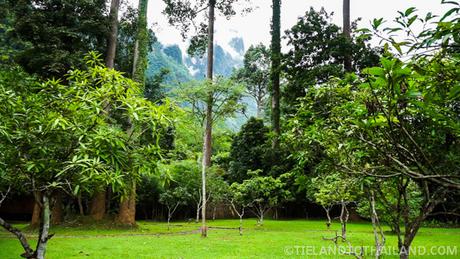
[369,191,385,259]
[105,0,120,68]
[77,193,84,216]
[117,182,136,226]
[271,0,281,149]
[36,194,51,259]
[343,0,352,72]
[196,202,201,223]
[201,0,216,238]
[340,201,349,241]
[323,206,332,230]
[239,214,244,235]
[31,200,41,228]
[90,191,106,221]
[51,192,63,225]
[212,206,216,221]
[132,0,149,84]
[167,209,171,231]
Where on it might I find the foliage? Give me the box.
[0,52,171,196]
[309,173,360,208]
[283,8,381,112]
[232,44,270,117]
[173,77,245,124]
[286,4,460,252]
[230,172,292,224]
[4,0,108,78]
[115,6,157,77]
[227,118,269,183]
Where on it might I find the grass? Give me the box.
[0,219,459,258]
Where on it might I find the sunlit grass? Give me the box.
[0,219,458,258]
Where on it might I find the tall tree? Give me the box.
[132,0,149,85]
[343,0,352,72]
[105,0,121,68]
[90,0,120,221]
[163,0,251,237]
[271,0,281,149]
[201,0,216,237]
[283,8,380,114]
[117,0,150,226]
[6,0,108,78]
[232,44,271,118]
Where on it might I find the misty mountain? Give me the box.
[146,36,256,130]
[146,37,245,84]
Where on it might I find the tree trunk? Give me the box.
[132,0,149,84]
[90,191,106,221]
[167,210,171,231]
[36,194,51,259]
[271,0,281,149]
[323,206,332,230]
[343,0,352,72]
[399,244,410,259]
[340,201,349,241]
[195,200,201,223]
[201,0,216,238]
[260,212,264,225]
[77,193,84,216]
[51,192,63,225]
[369,191,385,259]
[239,215,243,235]
[106,186,112,214]
[105,0,120,68]
[256,97,263,118]
[0,217,35,258]
[31,200,41,228]
[117,182,136,226]
[212,206,216,221]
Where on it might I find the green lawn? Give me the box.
[0,219,458,258]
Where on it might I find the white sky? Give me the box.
[128,0,449,51]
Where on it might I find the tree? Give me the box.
[271,0,281,148]
[283,8,380,113]
[159,186,190,230]
[310,173,360,240]
[287,4,460,253]
[163,0,251,237]
[132,0,149,85]
[234,171,291,225]
[0,53,169,258]
[5,0,108,78]
[227,117,269,183]
[232,44,271,118]
[228,183,253,235]
[343,0,352,72]
[115,7,157,76]
[105,0,121,68]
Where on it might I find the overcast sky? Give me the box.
[128,0,449,51]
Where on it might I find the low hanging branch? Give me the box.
[0,187,35,258]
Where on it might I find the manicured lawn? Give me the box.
[0,219,459,258]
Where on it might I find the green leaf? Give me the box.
[404,7,417,17]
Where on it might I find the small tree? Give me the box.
[0,53,169,258]
[228,182,253,235]
[159,186,190,230]
[311,173,360,240]
[236,171,291,225]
